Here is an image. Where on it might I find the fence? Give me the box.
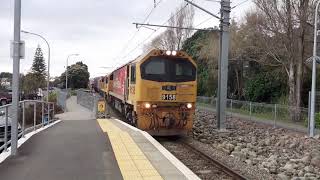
[56,89,67,111]
[0,100,55,153]
[76,90,107,118]
[197,96,316,134]
[76,89,96,111]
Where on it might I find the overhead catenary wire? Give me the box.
[231,0,250,9]
[200,0,221,2]
[112,0,164,62]
[119,2,193,63]
[195,16,214,27]
[133,23,216,31]
[195,0,251,28]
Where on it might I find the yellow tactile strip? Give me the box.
[97,119,164,180]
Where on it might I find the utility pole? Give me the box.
[310,1,320,137]
[217,0,231,130]
[11,0,22,155]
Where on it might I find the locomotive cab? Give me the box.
[128,50,197,136]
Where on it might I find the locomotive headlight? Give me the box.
[172,50,177,56]
[187,103,193,109]
[144,103,151,109]
[166,50,172,56]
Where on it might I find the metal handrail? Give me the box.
[0,100,56,153]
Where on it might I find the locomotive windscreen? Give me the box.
[141,57,196,82]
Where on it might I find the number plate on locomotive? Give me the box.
[162,94,176,100]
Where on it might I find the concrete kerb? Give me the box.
[111,118,200,180]
[0,120,62,163]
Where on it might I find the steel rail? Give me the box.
[180,140,247,180]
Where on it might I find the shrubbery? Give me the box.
[304,112,320,128]
[244,71,286,103]
[313,113,320,128]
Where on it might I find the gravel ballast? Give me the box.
[192,109,320,180]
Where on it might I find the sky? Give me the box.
[0,0,254,78]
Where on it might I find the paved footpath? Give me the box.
[0,97,122,180]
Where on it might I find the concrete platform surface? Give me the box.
[0,120,122,180]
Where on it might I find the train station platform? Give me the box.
[0,97,199,180]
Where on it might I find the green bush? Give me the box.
[304,112,320,128]
[315,113,320,128]
[70,90,77,96]
[244,71,286,103]
[48,92,57,103]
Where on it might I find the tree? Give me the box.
[22,45,47,94]
[182,30,220,96]
[32,45,46,75]
[0,72,12,79]
[60,61,90,89]
[0,72,12,91]
[23,73,44,94]
[253,0,314,120]
[168,3,195,50]
[145,3,195,50]
[51,77,61,88]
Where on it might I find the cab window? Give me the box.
[130,64,136,84]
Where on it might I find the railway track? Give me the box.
[180,140,247,180]
[107,103,247,179]
[159,137,248,180]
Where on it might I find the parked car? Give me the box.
[0,111,22,148]
[0,90,12,106]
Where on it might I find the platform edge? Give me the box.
[113,118,201,180]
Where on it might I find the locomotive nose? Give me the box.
[163,113,176,129]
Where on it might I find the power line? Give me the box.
[200,0,221,2]
[141,0,164,24]
[118,2,193,63]
[195,16,214,27]
[112,0,164,62]
[231,0,250,9]
[185,0,220,20]
[133,22,216,31]
[121,32,156,61]
[195,0,250,27]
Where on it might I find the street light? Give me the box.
[21,30,51,103]
[66,54,79,91]
[310,1,320,137]
[11,0,22,156]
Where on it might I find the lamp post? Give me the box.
[66,54,79,91]
[21,30,51,103]
[11,0,22,156]
[310,1,320,137]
